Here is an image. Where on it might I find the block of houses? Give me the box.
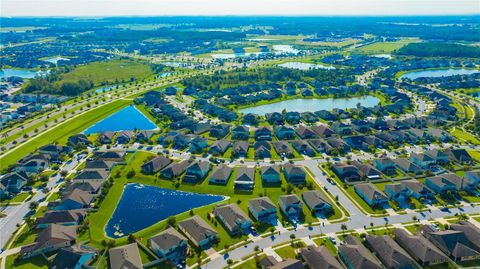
[311,124,335,138]
[209,140,231,156]
[272,141,294,158]
[149,227,188,262]
[302,190,333,216]
[339,235,384,269]
[365,234,417,269]
[401,180,435,201]
[37,209,87,229]
[445,149,473,164]
[292,140,315,156]
[116,131,134,144]
[234,167,255,191]
[354,183,388,207]
[394,229,448,267]
[283,164,306,184]
[425,176,458,194]
[274,126,296,140]
[425,149,450,165]
[352,161,382,180]
[450,220,480,253]
[248,197,277,224]
[109,243,143,269]
[278,194,303,222]
[51,189,94,210]
[209,165,233,185]
[160,160,190,179]
[210,124,231,138]
[301,246,343,269]
[141,155,171,174]
[232,141,249,157]
[254,141,271,159]
[384,184,410,204]
[332,163,361,183]
[254,126,272,141]
[295,126,317,139]
[0,171,29,198]
[393,158,424,175]
[178,216,218,249]
[182,161,211,183]
[214,204,252,236]
[421,225,480,262]
[50,245,98,269]
[261,165,281,183]
[231,125,250,140]
[20,224,77,259]
[373,158,397,175]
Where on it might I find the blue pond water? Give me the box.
[239,96,380,115]
[95,85,115,93]
[83,105,157,134]
[105,184,225,238]
[400,68,479,80]
[0,69,48,79]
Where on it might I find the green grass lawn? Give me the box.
[451,129,480,145]
[59,60,152,86]
[11,223,39,248]
[5,254,48,269]
[312,237,338,254]
[356,39,419,54]
[274,241,306,259]
[0,99,130,169]
[467,150,480,162]
[0,192,30,204]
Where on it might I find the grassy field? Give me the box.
[0,99,130,169]
[356,39,419,54]
[451,129,480,145]
[59,60,152,86]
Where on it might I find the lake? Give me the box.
[105,183,225,238]
[273,45,300,55]
[211,52,264,59]
[400,68,479,80]
[0,69,48,79]
[83,105,157,134]
[239,96,380,115]
[43,56,70,64]
[278,62,335,70]
[94,85,115,93]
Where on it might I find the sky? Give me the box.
[1,0,479,17]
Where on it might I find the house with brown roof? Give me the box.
[109,243,143,269]
[214,204,252,236]
[20,224,77,258]
[178,216,218,249]
[301,246,344,269]
[393,229,448,267]
[338,235,383,269]
[149,227,188,262]
[365,234,418,269]
[141,155,171,174]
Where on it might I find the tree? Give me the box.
[341,224,348,233]
[167,216,176,227]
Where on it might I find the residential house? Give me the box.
[295,126,317,139]
[109,243,143,269]
[84,160,114,171]
[209,140,231,156]
[338,235,383,269]
[425,176,457,194]
[261,165,281,183]
[64,182,102,195]
[365,234,418,269]
[330,122,352,135]
[50,245,97,269]
[421,225,480,262]
[232,141,249,157]
[265,112,284,125]
[149,228,188,262]
[39,144,71,160]
[51,189,94,210]
[37,209,87,229]
[68,134,91,147]
[424,150,450,165]
[351,161,382,180]
[445,149,473,164]
[332,163,361,183]
[450,221,480,253]
[20,224,77,259]
[300,246,344,269]
[354,183,389,207]
[393,158,424,175]
[465,171,480,187]
[302,190,333,216]
[394,229,448,267]
[0,171,29,197]
[189,136,209,154]
[210,124,231,138]
[141,155,172,174]
[311,124,335,138]
[255,127,272,141]
[308,139,333,154]
[373,158,397,175]
[278,195,303,222]
[248,197,277,224]
[214,204,252,236]
[384,184,410,204]
[136,130,156,143]
[209,165,233,185]
[183,161,211,183]
[274,126,296,140]
[351,120,372,133]
[272,141,294,158]
[178,216,218,249]
[116,131,134,144]
[95,151,125,162]
[231,126,250,140]
[189,122,211,135]
[401,180,435,201]
[284,112,301,124]
[292,140,315,156]
[254,141,271,159]
[160,160,190,179]
[283,164,306,185]
[234,167,255,191]
[73,169,109,183]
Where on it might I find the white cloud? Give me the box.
[1,0,479,17]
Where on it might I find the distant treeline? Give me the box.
[24,76,94,96]
[182,67,355,90]
[397,42,480,58]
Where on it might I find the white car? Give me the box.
[329,236,337,244]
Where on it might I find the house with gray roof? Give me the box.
[393,158,424,175]
[231,125,250,140]
[50,245,97,269]
[214,204,252,236]
[160,160,190,179]
[182,161,211,183]
[141,155,171,174]
[254,141,271,159]
[232,141,249,157]
[283,164,306,184]
[51,189,94,210]
[149,227,188,262]
[308,139,333,154]
[354,183,388,207]
[272,141,294,158]
[279,194,303,222]
[301,190,333,217]
[338,235,383,269]
[178,216,217,249]
[209,164,233,185]
[37,209,87,229]
[234,167,255,191]
[84,160,115,171]
[292,140,315,156]
[393,229,448,267]
[373,158,397,175]
[209,140,231,156]
[365,234,418,269]
[109,243,142,269]
[332,163,361,183]
[267,259,304,269]
[311,124,335,137]
[64,181,102,194]
[248,197,277,224]
[73,169,109,182]
[20,224,77,259]
[445,149,473,164]
[261,165,281,183]
[300,246,344,269]
[450,220,480,253]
